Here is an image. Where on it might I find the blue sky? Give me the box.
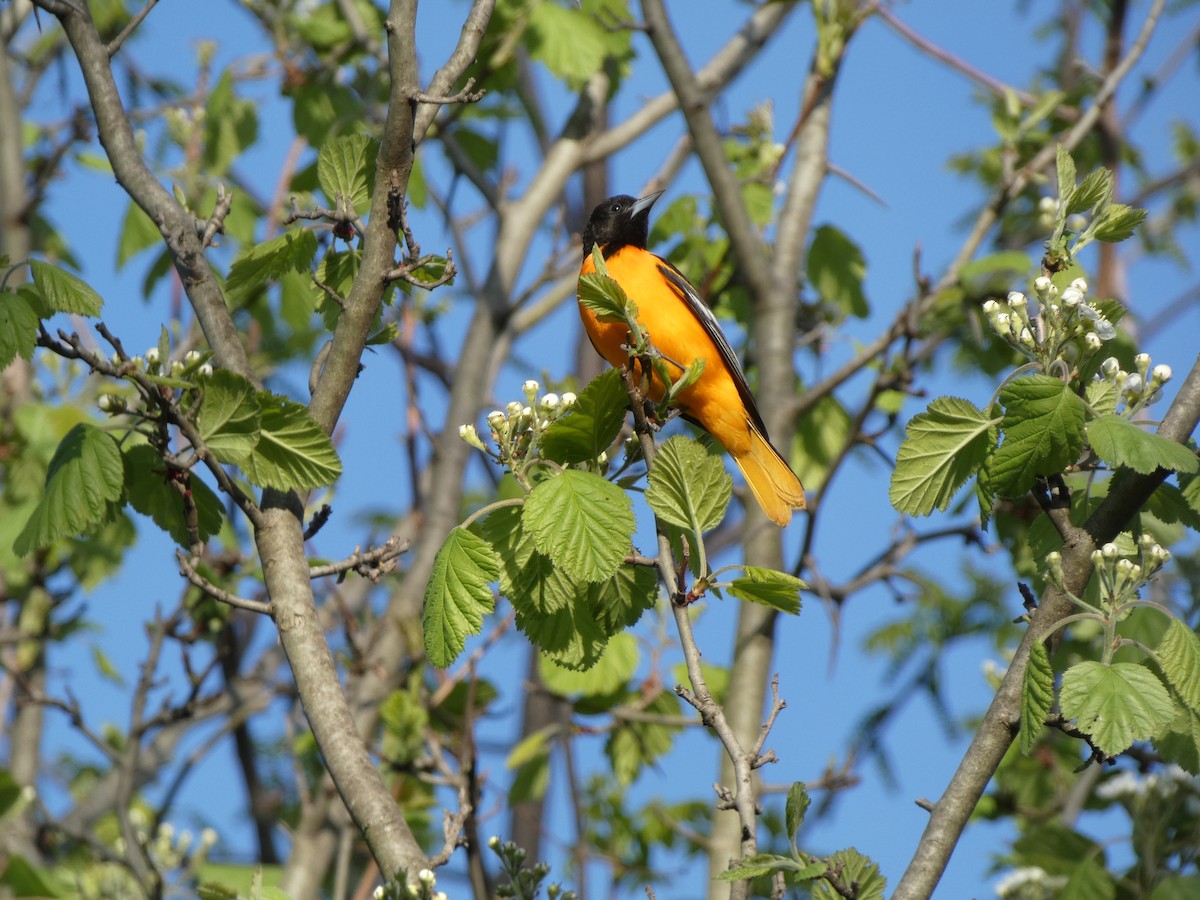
[23,0,1200,896]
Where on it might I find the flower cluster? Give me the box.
[458,379,578,472]
[982,277,1114,373]
[1095,351,1172,417]
[1095,764,1198,804]
[994,865,1068,899]
[488,835,577,900]
[371,867,447,900]
[98,347,213,415]
[1044,533,1170,609]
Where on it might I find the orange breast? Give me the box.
[578,246,753,456]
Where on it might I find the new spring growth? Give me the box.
[983,276,1114,374]
[460,380,581,475]
[1084,537,1171,608]
[1095,352,1172,417]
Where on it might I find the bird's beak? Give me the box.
[630,190,664,217]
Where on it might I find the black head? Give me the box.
[581,191,663,259]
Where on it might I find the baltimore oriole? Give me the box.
[578,192,806,526]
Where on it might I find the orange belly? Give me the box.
[578,246,753,456]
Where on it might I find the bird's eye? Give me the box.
[610,202,623,213]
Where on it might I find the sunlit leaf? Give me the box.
[422,527,499,668]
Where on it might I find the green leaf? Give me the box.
[14,424,124,555]
[122,444,223,547]
[1068,167,1113,215]
[990,375,1086,497]
[727,566,804,615]
[225,229,319,303]
[0,289,39,369]
[812,848,885,900]
[785,782,810,850]
[1056,145,1077,206]
[317,133,378,216]
[605,691,679,785]
[578,247,636,322]
[807,224,868,319]
[714,854,798,881]
[540,368,629,465]
[197,370,261,463]
[1021,640,1054,755]
[525,0,612,90]
[29,259,103,316]
[889,396,998,516]
[1059,661,1178,756]
[203,70,258,176]
[1084,380,1118,417]
[645,436,732,533]
[1157,619,1200,713]
[1150,878,1200,900]
[0,855,63,898]
[242,394,342,491]
[1092,203,1147,243]
[588,560,658,636]
[506,724,555,805]
[1087,414,1198,475]
[523,470,634,582]
[422,527,499,667]
[117,201,161,268]
[514,576,608,670]
[91,644,125,685]
[1153,705,1200,773]
[791,394,852,492]
[479,503,534,597]
[539,632,639,697]
[1061,857,1115,900]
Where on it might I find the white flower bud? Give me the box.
[373,888,386,900]
[597,451,608,465]
[145,347,160,365]
[522,379,539,395]
[171,360,186,377]
[1038,196,1058,213]
[1152,364,1172,385]
[1070,278,1088,294]
[418,869,435,886]
[184,350,202,366]
[130,355,144,368]
[487,410,506,427]
[1100,357,1120,379]
[488,835,501,850]
[1061,287,1083,308]
[1123,373,1143,396]
[1034,276,1052,297]
[198,363,213,378]
[506,401,523,417]
[561,391,577,407]
[1091,549,1105,567]
[200,827,218,848]
[1006,291,1027,309]
[458,424,486,451]
[1084,332,1102,351]
[540,393,560,410]
[982,299,1000,315]
[521,406,532,417]
[99,394,114,412]
[1102,543,1120,560]
[1018,327,1035,348]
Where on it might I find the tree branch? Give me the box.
[893,352,1200,898]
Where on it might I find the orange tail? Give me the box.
[733,421,806,526]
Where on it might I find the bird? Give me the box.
[577,191,805,526]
